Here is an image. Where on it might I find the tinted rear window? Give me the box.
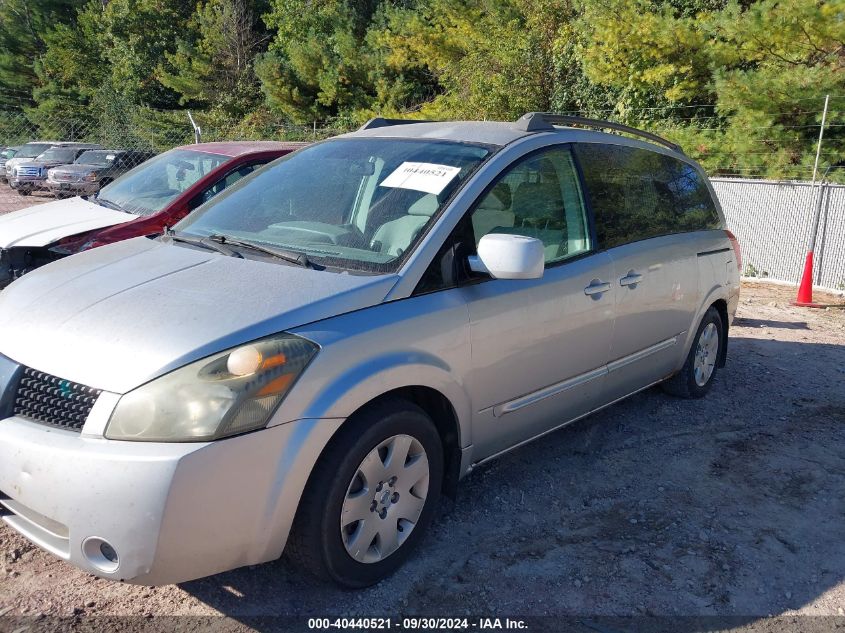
[574,143,721,249]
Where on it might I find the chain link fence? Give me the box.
[713,178,845,293]
[1,110,842,293]
[0,110,345,213]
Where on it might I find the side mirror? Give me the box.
[468,233,544,280]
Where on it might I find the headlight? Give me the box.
[85,172,98,181]
[105,333,318,442]
[47,169,54,179]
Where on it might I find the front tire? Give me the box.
[662,306,723,399]
[286,398,443,587]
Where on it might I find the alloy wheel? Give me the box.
[693,322,719,387]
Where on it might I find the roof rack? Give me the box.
[514,112,684,154]
[358,117,437,131]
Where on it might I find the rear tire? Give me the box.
[286,398,443,587]
[662,307,723,399]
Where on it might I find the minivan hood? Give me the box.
[0,196,136,248]
[0,238,399,393]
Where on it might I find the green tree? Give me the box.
[255,0,380,123]
[0,0,88,107]
[370,0,597,120]
[96,0,196,108]
[577,0,845,178]
[158,0,270,117]
[26,4,106,133]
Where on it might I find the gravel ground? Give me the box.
[0,182,53,215]
[1,281,845,628]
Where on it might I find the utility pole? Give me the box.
[793,94,830,307]
[187,111,202,144]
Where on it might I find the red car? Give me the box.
[0,141,307,284]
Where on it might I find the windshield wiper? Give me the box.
[165,229,242,258]
[90,194,122,212]
[206,234,314,269]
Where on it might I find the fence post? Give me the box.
[813,182,832,286]
[187,111,202,144]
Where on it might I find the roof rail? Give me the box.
[358,117,437,131]
[514,112,684,154]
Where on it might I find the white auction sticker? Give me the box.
[380,161,462,195]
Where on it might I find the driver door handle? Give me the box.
[584,280,611,296]
[619,271,644,286]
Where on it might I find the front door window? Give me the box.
[468,147,592,264]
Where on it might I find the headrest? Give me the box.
[512,181,564,216]
[408,194,439,216]
[478,182,512,211]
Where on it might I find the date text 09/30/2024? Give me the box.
[307,618,529,630]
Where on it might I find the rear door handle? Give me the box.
[619,271,644,287]
[584,280,611,296]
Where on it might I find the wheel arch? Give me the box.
[679,286,731,371]
[710,298,729,367]
[358,386,463,498]
[305,385,464,499]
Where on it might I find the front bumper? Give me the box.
[9,177,46,190]
[0,414,342,585]
[45,180,99,195]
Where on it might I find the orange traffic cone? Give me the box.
[792,251,823,308]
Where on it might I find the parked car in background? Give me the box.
[0,115,740,587]
[8,143,102,196]
[3,141,66,184]
[46,149,155,197]
[0,146,21,182]
[0,141,307,286]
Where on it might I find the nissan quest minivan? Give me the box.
[0,114,740,588]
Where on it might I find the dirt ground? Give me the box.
[1,281,845,629]
[0,181,54,215]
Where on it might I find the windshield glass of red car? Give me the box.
[97,149,229,216]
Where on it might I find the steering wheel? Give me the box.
[336,224,372,250]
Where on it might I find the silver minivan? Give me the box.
[0,114,740,587]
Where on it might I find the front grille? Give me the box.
[51,172,75,182]
[13,368,101,431]
[17,167,41,177]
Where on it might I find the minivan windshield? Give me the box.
[176,138,492,273]
[96,148,229,216]
[76,150,120,166]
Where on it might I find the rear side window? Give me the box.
[573,143,721,249]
